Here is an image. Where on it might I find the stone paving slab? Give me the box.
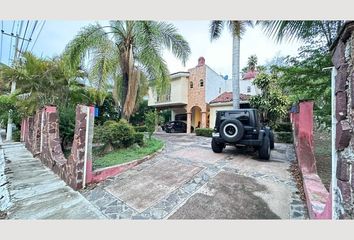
[1,142,106,219]
[105,159,203,212]
[167,147,226,165]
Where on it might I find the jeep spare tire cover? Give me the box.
[219,119,244,143]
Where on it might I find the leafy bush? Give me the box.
[195,128,213,137]
[275,131,293,143]
[58,106,76,150]
[94,119,136,152]
[274,122,292,132]
[12,129,21,142]
[116,119,136,147]
[129,100,153,126]
[134,132,144,146]
[103,120,117,127]
[145,111,157,139]
[134,125,147,132]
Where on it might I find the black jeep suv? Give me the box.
[211,109,274,160]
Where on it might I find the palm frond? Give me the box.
[210,21,224,41]
[229,21,254,38]
[258,21,320,43]
[63,23,111,69]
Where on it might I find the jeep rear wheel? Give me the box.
[211,138,224,153]
[219,119,244,143]
[259,135,271,160]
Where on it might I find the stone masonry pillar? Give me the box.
[201,112,207,128]
[187,112,192,133]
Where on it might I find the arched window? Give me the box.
[190,81,193,88]
[199,79,204,87]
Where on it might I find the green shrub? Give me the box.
[103,120,117,127]
[134,132,145,146]
[12,129,21,142]
[275,131,293,143]
[145,111,157,139]
[274,122,292,132]
[94,119,136,151]
[195,128,213,137]
[134,125,147,132]
[115,119,136,147]
[58,106,76,149]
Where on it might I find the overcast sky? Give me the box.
[0,20,302,77]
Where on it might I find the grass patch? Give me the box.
[93,138,164,170]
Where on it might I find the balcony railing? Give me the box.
[156,94,171,103]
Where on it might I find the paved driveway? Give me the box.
[81,133,308,219]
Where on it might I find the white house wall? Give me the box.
[148,76,189,106]
[239,79,260,96]
[205,66,229,103]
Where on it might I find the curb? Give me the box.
[89,143,165,184]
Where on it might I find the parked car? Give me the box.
[164,121,187,133]
[211,109,274,160]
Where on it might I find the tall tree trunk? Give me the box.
[232,34,240,109]
[120,45,131,120]
[120,44,140,120]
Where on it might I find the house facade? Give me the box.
[148,57,256,132]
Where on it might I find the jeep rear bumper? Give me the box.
[212,128,266,147]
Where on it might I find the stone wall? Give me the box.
[21,105,94,190]
[332,21,354,219]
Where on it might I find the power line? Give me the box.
[8,21,16,64]
[31,20,45,52]
[13,20,24,61]
[19,20,29,56]
[24,20,38,52]
[1,21,3,62]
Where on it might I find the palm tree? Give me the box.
[258,21,344,49]
[0,52,83,114]
[247,55,258,71]
[210,21,253,109]
[64,21,191,120]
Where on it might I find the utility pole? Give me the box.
[4,21,31,141]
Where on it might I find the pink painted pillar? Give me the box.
[297,101,317,174]
[298,101,314,149]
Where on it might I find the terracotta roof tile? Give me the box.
[242,70,258,80]
[210,92,251,104]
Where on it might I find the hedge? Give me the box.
[195,128,213,137]
[274,131,293,143]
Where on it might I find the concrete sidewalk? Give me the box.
[0,142,106,219]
